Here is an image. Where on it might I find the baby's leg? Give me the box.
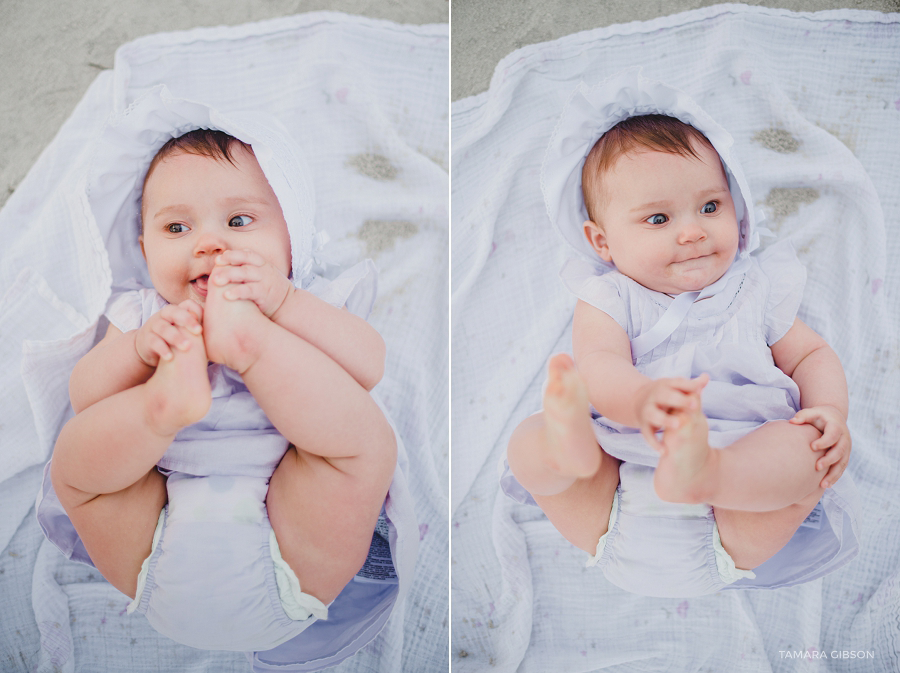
[204,291,395,605]
[714,486,824,570]
[507,354,620,554]
[653,402,827,569]
[51,329,210,598]
[653,406,825,511]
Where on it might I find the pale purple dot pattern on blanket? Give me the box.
[419,523,428,540]
[676,600,689,618]
[489,242,497,257]
[872,279,883,294]
[894,98,900,111]
[336,88,349,104]
[740,71,752,85]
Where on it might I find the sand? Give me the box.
[451,0,900,101]
[0,0,447,210]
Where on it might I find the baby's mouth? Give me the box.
[191,275,209,296]
[677,254,711,264]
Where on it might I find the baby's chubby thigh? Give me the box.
[601,462,724,598]
[145,472,300,651]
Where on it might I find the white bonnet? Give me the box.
[86,85,323,292]
[541,67,759,271]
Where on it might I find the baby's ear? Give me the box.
[583,220,613,263]
[138,234,146,260]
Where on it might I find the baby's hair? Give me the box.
[140,129,253,229]
[582,114,715,223]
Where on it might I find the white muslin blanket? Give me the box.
[452,4,898,672]
[0,12,447,672]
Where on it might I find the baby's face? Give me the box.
[583,140,739,295]
[140,145,291,305]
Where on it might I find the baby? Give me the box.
[45,129,397,650]
[505,74,859,597]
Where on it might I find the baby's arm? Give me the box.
[771,318,851,488]
[69,301,203,412]
[56,301,207,496]
[573,300,706,447]
[211,250,385,390]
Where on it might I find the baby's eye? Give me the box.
[646,214,668,225]
[229,215,253,228]
[166,223,188,234]
[701,201,718,214]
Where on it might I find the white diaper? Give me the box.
[127,472,327,652]
[586,462,755,597]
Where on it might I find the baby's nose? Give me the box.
[194,232,228,255]
[678,219,707,244]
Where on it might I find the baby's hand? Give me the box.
[210,249,293,318]
[635,374,709,451]
[790,405,851,489]
[134,300,203,367]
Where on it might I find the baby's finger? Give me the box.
[815,444,843,472]
[641,426,664,453]
[811,424,842,451]
[146,333,173,362]
[820,455,848,489]
[213,264,262,286]
[177,299,204,323]
[690,372,710,389]
[644,407,675,433]
[653,387,695,413]
[216,249,264,268]
[169,305,203,335]
[153,321,192,351]
[790,408,822,426]
[223,283,258,302]
[792,411,828,437]
[668,374,709,394]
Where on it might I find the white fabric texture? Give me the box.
[452,4,897,672]
[0,12,447,672]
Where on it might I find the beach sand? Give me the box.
[451,0,900,101]
[0,0,447,210]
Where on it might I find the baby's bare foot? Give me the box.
[145,330,211,436]
[203,271,267,373]
[653,403,715,504]
[541,354,601,478]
